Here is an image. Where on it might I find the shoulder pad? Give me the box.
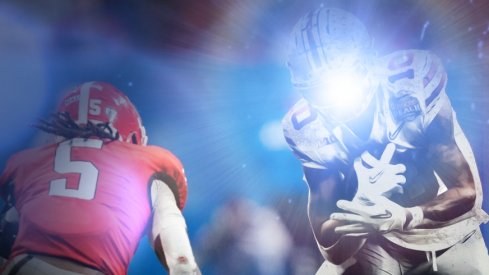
[378,50,449,129]
[282,99,345,169]
[143,145,188,209]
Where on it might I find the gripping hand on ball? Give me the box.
[331,196,408,235]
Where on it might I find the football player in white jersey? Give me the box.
[282,7,489,274]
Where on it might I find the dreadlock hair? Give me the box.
[35,112,120,141]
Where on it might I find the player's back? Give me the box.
[4,138,182,275]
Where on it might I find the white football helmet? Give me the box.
[287,7,376,123]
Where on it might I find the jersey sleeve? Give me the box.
[418,52,449,128]
[380,50,450,132]
[146,146,188,210]
[282,99,341,170]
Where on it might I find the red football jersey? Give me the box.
[0,138,187,275]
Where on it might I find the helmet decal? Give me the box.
[50,81,148,145]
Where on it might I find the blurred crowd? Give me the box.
[195,196,322,275]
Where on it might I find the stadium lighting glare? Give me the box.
[322,71,366,108]
[303,66,373,123]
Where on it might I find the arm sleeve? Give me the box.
[149,179,198,274]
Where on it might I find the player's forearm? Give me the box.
[416,186,476,229]
[154,225,199,274]
[309,196,364,264]
[317,219,366,264]
[150,180,199,274]
[419,110,478,228]
[306,167,363,263]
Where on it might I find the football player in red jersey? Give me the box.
[0,81,200,275]
[283,7,489,274]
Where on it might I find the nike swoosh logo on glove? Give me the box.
[369,170,384,183]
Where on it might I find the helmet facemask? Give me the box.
[300,57,377,124]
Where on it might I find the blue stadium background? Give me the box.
[1,0,488,274]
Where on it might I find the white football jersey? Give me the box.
[283,49,489,251]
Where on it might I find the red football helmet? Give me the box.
[57,81,148,145]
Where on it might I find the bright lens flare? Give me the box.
[324,72,365,108]
[303,69,373,123]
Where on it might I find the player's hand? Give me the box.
[331,195,409,236]
[354,143,406,202]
